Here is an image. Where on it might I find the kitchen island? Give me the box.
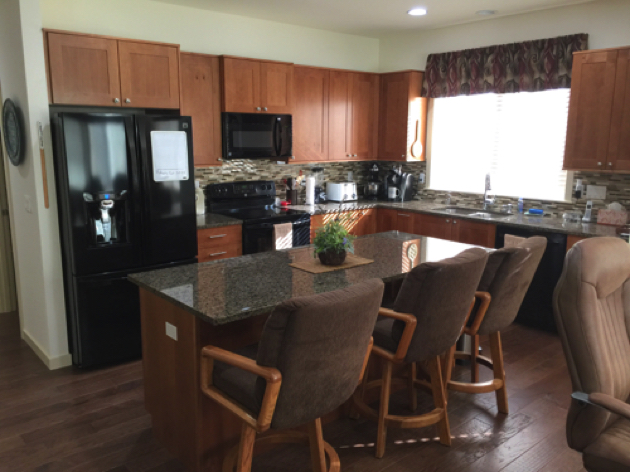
[129,232,479,472]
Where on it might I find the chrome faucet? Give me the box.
[483,173,495,210]
[445,193,452,205]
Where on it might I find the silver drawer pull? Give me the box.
[397,214,410,217]
[209,251,227,257]
[208,234,227,239]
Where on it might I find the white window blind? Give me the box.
[429,89,571,201]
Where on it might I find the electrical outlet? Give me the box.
[586,185,607,200]
[24,195,32,214]
[165,322,178,341]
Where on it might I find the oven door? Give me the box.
[242,218,311,255]
[222,113,292,159]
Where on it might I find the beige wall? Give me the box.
[379,0,630,72]
[40,0,380,72]
[0,0,70,368]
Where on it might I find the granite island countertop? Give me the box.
[287,200,620,238]
[129,232,477,326]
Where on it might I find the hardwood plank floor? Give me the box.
[0,313,585,472]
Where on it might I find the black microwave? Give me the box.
[222,112,292,160]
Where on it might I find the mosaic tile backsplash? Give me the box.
[195,159,630,218]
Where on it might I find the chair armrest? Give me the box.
[201,345,282,432]
[465,292,492,336]
[572,392,630,421]
[377,307,417,362]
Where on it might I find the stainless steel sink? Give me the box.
[443,207,479,215]
[442,206,512,220]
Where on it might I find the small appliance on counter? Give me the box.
[382,165,415,202]
[327,182,358,202]
[311,167,326,203]
[222,112,292,160]
[206,180,310,255]
[364,164,382,200]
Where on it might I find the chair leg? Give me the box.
[408,362,418,411]
[489,331,509,414]
[376,360,393,459]
[308,418,327,472]
[471,334,480,383]
[442,345,456,392]
[235,423,256,472]
[429,356,451,447]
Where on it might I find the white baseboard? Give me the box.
[22,329,72,370]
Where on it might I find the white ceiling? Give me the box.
[153,0,596,37]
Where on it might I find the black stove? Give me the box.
[206,181,311,254]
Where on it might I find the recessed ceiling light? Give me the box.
[476,10,497,16]
[407,7,427,16]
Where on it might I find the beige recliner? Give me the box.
[553,237,630,472]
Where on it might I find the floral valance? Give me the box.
[421,33,588,98]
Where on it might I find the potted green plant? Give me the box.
[313,216,355,266]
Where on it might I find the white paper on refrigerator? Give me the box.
[150,131,189,182]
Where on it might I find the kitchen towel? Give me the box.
[273,223,293,250]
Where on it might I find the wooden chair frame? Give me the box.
[352,308,452,459]
[444,291,510,414]
[200,339,374,472]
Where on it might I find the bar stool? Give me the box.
[445,236,546,414]
[352,248,489,458]
[200,278,384,472]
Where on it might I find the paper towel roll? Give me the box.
[305,176,315,205]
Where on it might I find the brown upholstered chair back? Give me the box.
[256,278,384,430]
[393,247,489,363]
[553,237,630,451]
[476,236,547,335]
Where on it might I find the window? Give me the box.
[428,89,571,201]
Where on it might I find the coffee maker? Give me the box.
[364,164,382,200]
[383,166,415,201]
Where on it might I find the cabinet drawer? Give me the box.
[198,225,242,250]
[198,243,242,263]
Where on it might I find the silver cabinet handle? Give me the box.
[401,154,405,158]
[353,154,358,157]
[397,213,410,217]
[347,154,351,157]
[445,219,450,223]
[256,107,262,111]
[217,158,223,162]
[453,220,457,224]
[608,162,613,166]
[125,98,131,103]
[208,251,227,257]
[113,98,120,103]
[598,162,602,166]
[208,234,226,239]
[263,107,268,111]
[290,156,295,160]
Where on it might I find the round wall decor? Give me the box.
[2,99,24,166]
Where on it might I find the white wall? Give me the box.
[40,0,380,72]
[0,0,70,368]
[379,0,630,72]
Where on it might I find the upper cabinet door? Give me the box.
[180,53,222,167]
[293,67,329,162]
[47,33,121,106]
[222,57,261,113]
[608,48,630,171]
[350,73,379,160]
[328,70,352,160]
[261,62,293,114]
[118,41,180,109]
[564,50,618,170]
[378,72,409,160]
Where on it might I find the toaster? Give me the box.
[326,182,358,202]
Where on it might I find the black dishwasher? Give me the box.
[495,225,567,333]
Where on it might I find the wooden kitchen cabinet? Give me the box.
[221,56,293,114]
[328,71,379,161]
[564,46,630,172]
[44,30,180,108]
[197,225,242,263]
[293,66,329,162]
[378,71,426,161]
[180,53,223,167]
[413,213,496,248]
[377,209,414,233]
[46,32,121,106]
[118,41,180,109]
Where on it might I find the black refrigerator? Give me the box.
[51,112,198,367]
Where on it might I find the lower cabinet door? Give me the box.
[395,212,414,233]
[452,219,496,248]
[413,213,452,240]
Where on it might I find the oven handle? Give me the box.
[245,220,309,230]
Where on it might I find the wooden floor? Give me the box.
[0,312,585,472]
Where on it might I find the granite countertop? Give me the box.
[197,213,243,230]
[129,232,475,325]
[288,200,620,238]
